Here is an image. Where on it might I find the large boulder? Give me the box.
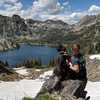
[60,80,87,100]
[86,57,100,82]
[42,73,87,100]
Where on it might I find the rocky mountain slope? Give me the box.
[0,14,100,53]
[0,39,19,51]
[0,14,71,39]
[72,14,100,53]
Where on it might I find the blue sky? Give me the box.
[21,0,100,11]
[21,0,33,9]
[0,0,100,24]
[70,0,100,11]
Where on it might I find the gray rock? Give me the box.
[0,39,18,51]
[43,75,60,92]
[60,80,87,100]
[42,72,87,100]
[86,57,100,82]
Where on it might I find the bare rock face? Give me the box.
[0,14,71,40]
[0,39,19,51]
[86,57,100,82]
[0,45,3,51]
[12,15,30,36]
[26,19,72,43]
[0,15,29,37]
[42,75,86,100]
[77,15,96,27]
[42,68,87,100]
[60,80,87,100]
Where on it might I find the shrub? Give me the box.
[47,57,58,67]
[22,97,33,100]
[35,94,57,100]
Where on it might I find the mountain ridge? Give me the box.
[0,14,100,53]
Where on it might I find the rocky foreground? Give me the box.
[36,55,100,100]
[0,55,100,100]
[0,69,53,100]
[86,55,100,82]
[0,39,19,51]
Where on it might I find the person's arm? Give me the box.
[69,56,80,73]
[69,63,80,73]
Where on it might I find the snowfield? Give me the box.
[0,79,43,100]
[0,70,53,100]
[85,81,100,100]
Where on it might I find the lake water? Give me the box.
[0,44,58,67]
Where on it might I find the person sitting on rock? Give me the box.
[61,43,87,100]
[55,45,70,78]
[69,44,87,80]
[51,45,71,91]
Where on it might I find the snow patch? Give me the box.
[89,54,100,60]
[15,69,29,76]
[85,81,100,100]
[35,69,41,72]
[14,67,29,76]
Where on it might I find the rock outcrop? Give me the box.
[39,64,87,100]
[0,61,23,81]
[0,15,29,37]
[0,39,19,51]
[0,14,71,41]
[37,56,100,100]
[42,74,87,100]
[0,61,11,74]
[86,57,100,82]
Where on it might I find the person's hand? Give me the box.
[66,59,69,63]
[69,63,80,73]
[69,62,73,68]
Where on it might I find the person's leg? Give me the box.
[74,80,87,98]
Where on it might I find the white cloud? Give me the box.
[88,5,100,15]
[39,0,58,8]
[0,0,74,24]
[0,0,100,24]
[20,0,65,19]
[21,0,71,20]
[0,0,23,16]
[33,0,64,14]
[20,2,100,24]
[0,0,19,4]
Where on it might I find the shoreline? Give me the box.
[20,42,58,48]
[0,42,58,52]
